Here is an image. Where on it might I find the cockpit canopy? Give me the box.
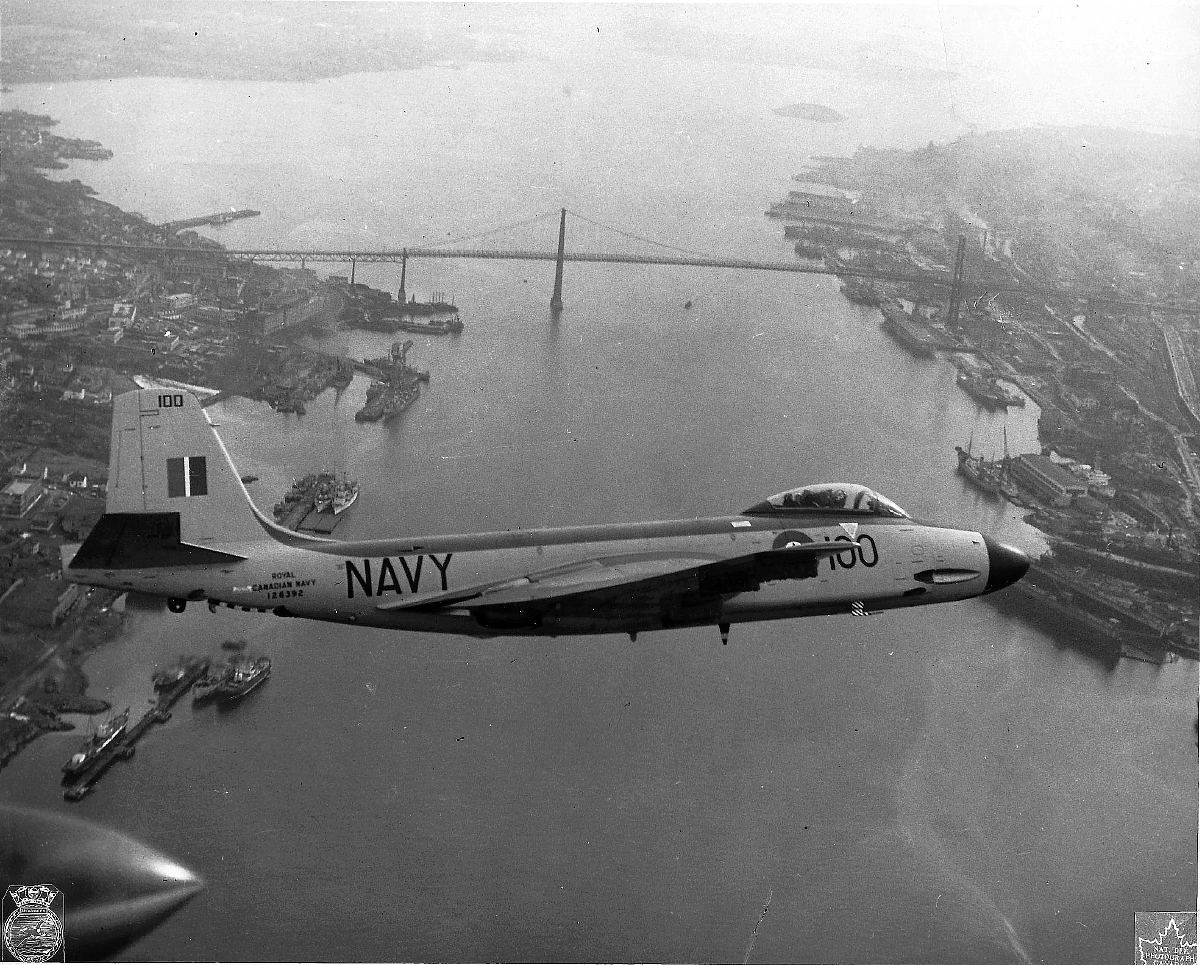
[742,483,909,518]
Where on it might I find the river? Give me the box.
[1,26,1195,965]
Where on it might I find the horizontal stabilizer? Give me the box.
[68,513,246,570]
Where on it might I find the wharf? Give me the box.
[278,502,340,534]
[988,581,1171,665]
[64,659,209,802]
[162,209,260,232]
[352,358,431,382]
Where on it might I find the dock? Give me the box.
[277,501,341,534]
[162,209,260,233]
[64,659,209,802]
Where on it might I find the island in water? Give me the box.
[772,102,846,123]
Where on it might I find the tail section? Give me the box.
[66,389,321,575]
[104,388,266,548]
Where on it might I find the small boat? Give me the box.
[684,300,693,309]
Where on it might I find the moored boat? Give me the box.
[331,479,359,514]
[62,708,130,777]
[955,444,1004,499]
[957,370,1025,409]
[880,302,936,357]
[216,657,271,702]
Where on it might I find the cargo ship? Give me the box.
[217,657,271,702]
[955,440,1004,500]
[62,708,130,778]
[880,302,936,358]
[957,370,1025,410]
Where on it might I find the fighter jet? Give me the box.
[64,389,1029,643]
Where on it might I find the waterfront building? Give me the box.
[1010,453,1089,506]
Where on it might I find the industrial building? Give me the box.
[1010,454,1089,506]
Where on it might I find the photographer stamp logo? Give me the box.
[1136,913,1198,965]
[2,886,64,963]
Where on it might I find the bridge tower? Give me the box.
[947,234,967,327]
[398,249,407,305]
[550,208,566,313]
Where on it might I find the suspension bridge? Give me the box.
[3,206,1197,319]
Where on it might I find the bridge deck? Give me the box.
[1,236,1196,315]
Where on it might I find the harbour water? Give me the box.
[2,24,1196,963]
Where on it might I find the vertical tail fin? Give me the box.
[106,388,268,548]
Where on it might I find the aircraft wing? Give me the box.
[375,541,851,615]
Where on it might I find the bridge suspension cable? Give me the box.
[421,210,560,250]
[564,207,715,259]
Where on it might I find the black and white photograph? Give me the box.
[0,2,1197,962]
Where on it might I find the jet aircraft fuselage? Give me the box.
[64,390,1029,640]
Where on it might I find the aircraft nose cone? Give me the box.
[983,537,1030,593]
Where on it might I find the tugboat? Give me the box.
[62,708,130,778]
[217,657,271,703]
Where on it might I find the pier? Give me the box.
[161,208,260,233]
[63,658,209,802]
[275,500,341,534]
